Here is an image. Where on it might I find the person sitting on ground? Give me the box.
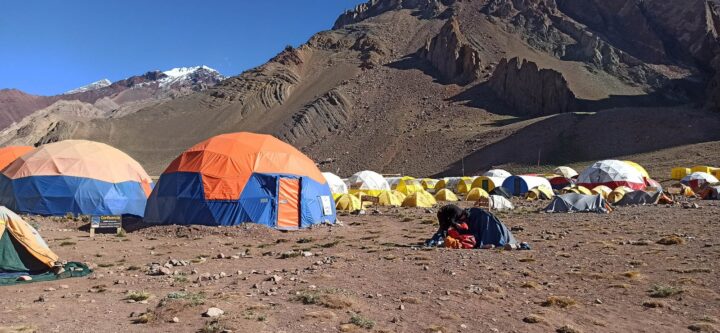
[425,204,519,249]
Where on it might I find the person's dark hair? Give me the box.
[437,204,465,231]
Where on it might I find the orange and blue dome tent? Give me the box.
[143,132,336,229]
[0,140,153,216]
[0,146,34,170]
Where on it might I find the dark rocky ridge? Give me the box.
[417,17,482,84]
[488,57,577,116]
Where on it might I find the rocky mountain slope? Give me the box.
[0,66,224,131]
[1,0,718,177]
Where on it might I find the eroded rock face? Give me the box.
[488,57,577,116]
[418,17,481,84]
[280,89,352,147]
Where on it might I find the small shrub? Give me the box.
[199,319,224,333]
[523,314,544,323]
[622,271,642,279]
[642,300,667,308]
[126,291,151,302]
[556,325,580,333]
[657,235,685,245]
[280,251,301,259]
[132,311,155,324]
[541,296,576,308]
[294,292,320,305]
[297,237,314,244]
[649,285,682,298]
[350,313,375,329]
[165,291,206,306]
[116,228,127,237]
[97,263,114,268]
[320,241,340,248]
[127,265,141,271]
[59,241,76,247]
[174,275,189,283]
[688,323,717,332]
[521,281,541,289]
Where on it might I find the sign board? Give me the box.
[90,215,122,236]
[320,196,333,216]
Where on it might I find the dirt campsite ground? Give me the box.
[1,199,719,333]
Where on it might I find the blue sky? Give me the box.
[0,0,364,95]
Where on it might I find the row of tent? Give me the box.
[0,133,337,229]
[1,137,717,230]
[323,160,656,199]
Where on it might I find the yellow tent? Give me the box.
[607,186,632,204]
[554,166,578,179]
[471,176,504,192]
[526,186,554,201]
[396,177,424,196]
[420,178,439,191]
[434,189,459,201]
[562,185,591,195]
[624,161,650,178]
[0,206,59,270]
[591,185,613,199]
[691,165,714,174]
[466,187,489,201]
[391,190,407,202]
[456,178,474,194]
[377,191,402,207]
[671,167,691,180]
[576,186,592,195]
[335,193,362,211]
[401,190,437,208]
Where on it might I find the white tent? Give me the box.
[554,166,578,179]
[489,195,514,211]
[682,172,719,184]
[681,172,719,190]
[347,170,391,195]
[577,160,645,190]
[322,172,348,194]
[484,169,512,178]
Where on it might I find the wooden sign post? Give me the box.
[90,215,122,237]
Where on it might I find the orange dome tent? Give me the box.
[144,132,336,229]
[0,140,152,216]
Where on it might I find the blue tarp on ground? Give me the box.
[143,172,336,229]
[0,175,148,216]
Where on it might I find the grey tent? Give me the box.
[544,193,610,213]
[490,187,512,199]
[614,191,661,206]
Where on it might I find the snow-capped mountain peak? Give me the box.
[158,66,223,87]
[63,79,112,95]
[162,65,218,78]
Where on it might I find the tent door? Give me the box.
[277,178,301,229]
[514,178,521,195]
[482,180,489,191]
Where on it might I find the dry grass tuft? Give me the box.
[642,300,668,308]
[649,285,683,298]
[657,235,685,245]
[523,314,544,323]
[541,296,576,308]
[521,281,541,290]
